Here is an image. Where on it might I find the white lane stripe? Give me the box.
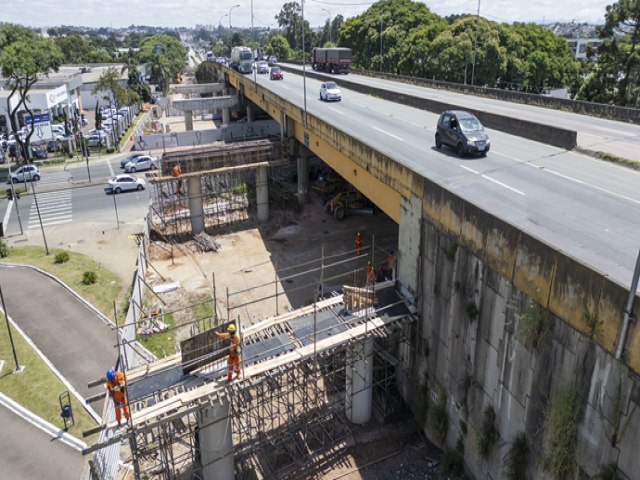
[372,125,404,141]
[459,165,525,196]
[328,107,344,115]
[491,150,640,204]
[29,211,72,220]
[544,167,640,205]
[28,218,73,228]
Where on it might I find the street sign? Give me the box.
[24,113,54,141]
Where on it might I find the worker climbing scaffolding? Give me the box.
[172,162,183,195]
[216,323,242,380]
[106,368,129,426]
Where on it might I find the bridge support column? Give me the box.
[222,108,231,125]
[246,104,254,122]
[256,165,269,222]
[184,109,194,131]
[187,176,205,234]
[197,400,234,480]
[345,336,373,424]
[297,147,309,206]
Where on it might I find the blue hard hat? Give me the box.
[106,368,115,381]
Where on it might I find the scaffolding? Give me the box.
[148,139,296,240]
[84,282,414,480]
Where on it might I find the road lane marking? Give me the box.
[459,165,525,196]
[491,151,640,205]
[328,107,344,115]
[372,125,403,142]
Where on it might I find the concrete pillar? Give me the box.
[345,336,374,424]
[297,147,309,206]
[184,109,193,131]
[222,108,231,125]
[187,176,205,234]
[246,104,254,122]
[256,165,269,222]
[197,399,234,480]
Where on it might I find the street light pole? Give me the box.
[471,0,481,86]
[219,14,228,28]
[322,8,332,44]
[0,285,21,372]
[301,0,307,126]
[229,4,240,29]
[380,17,383,73]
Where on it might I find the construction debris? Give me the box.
[193,232,221,252]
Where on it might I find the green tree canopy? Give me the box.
[0,24,64,161]
[137,34,186,92]
[266,35,292,60]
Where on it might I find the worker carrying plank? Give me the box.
[106,368,130,426]
[216,324,242,380]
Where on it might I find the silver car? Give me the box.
[320,82,342,102]
[124,155,158,173]
[9,164,40,183]
[105,174,146,194]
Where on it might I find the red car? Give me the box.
[270,67,283,80]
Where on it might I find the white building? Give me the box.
[566,37,603,60]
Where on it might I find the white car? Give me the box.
[124,155,158,173]
[9,164,40,183]
[257,61,269,74]
[320,82,342,102]
[120,152,148,168]
[105,174,146,194]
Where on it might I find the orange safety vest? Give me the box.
[106,371,127,402]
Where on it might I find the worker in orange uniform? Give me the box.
[106,368,130,426]
[387,249,396,279]
[366,260,375,286]
[355,232,362,256]
[216,324,242,380]
[172,162,183,195]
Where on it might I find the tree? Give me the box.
[340,0,445,73]
[578,0,640,106]
[137,34,186,93]
[266,35,292,60]
[0,24,64,163]
[274,1,316,56]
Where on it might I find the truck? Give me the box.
[230,46,253,74]
[311,47,352,74]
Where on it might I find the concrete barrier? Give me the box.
[280,66,577,150]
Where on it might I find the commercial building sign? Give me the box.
[24,112,54,141]
[46,85,68,108]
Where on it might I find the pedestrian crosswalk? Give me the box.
[28,190,72,229]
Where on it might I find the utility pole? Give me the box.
[0,285,21,372]
[301,0,307,126]
[471,0,481,86]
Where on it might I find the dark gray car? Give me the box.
[435,110,490,157]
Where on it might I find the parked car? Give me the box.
[105,174,146,194]
[270,67,283,80]
[9,164,40,183]
[320,82,342,102]
[86,132,108,147]
[31,146,48,160]
[257,61,269,74]
[120,152,147,168]
[435,110,490,157]
[124,155,158,173]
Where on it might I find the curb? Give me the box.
[0,391,88,452]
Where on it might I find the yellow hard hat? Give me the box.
[228,324,236,333]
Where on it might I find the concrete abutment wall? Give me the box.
[400,177,640,479]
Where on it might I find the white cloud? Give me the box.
[2,0,611,29]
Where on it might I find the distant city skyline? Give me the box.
[2,0,612,30]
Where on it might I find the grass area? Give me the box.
[0,244,127,439]
[0,312,98,440]
[192,297,215,331]
[5,245,125,319]
[138,311,175,358]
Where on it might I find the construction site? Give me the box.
[81,138,437,480]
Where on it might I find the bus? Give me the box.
[230,46,253,74]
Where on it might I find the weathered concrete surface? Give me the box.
[171,83,225,95]
[171,96,238,112]
[411,176,640,479]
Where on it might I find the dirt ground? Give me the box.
[122,189,464,479]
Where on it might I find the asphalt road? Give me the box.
[248,70,640,289]
[0,403,85,480]
[281,64,640,163]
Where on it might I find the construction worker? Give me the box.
[216,324,241,380]
[387,249,396,279]
[355,232,362,256]
[172,162,183,195]
[106,368,129,426]
[366,260,375,286]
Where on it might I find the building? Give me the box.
[566,37,603,60]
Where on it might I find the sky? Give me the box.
[1,0,613,30]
